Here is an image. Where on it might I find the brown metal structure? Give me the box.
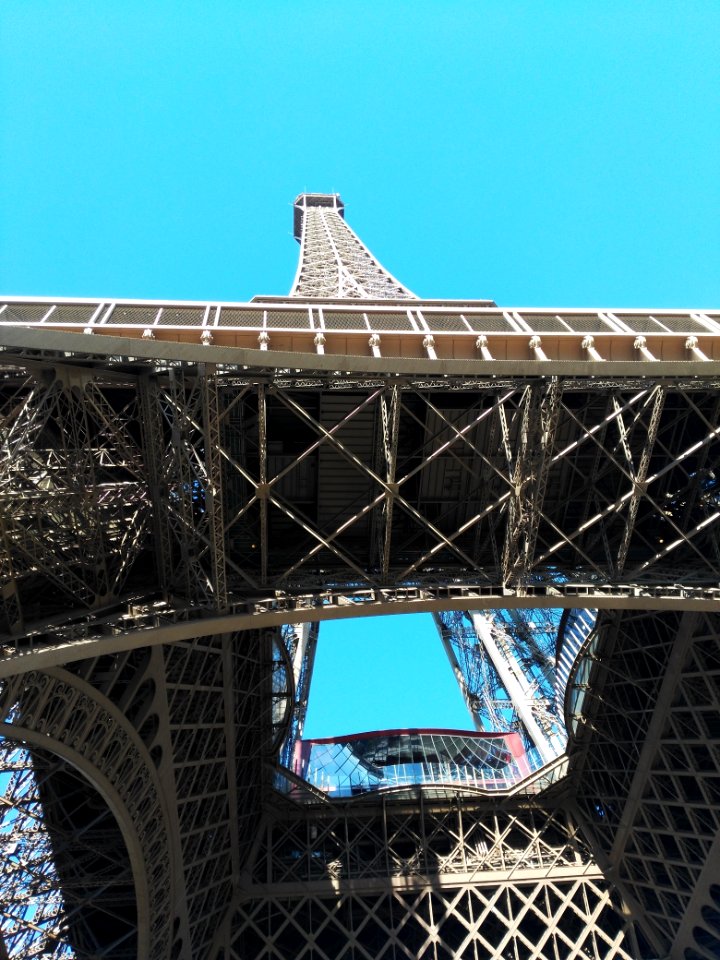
[0,194,719,958]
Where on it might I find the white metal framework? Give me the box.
[0,193,718,959]
[435,609,567,766]
[290,194,417,300]
[227,800,643,960]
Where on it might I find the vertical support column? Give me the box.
[470,613,557,765]
[435,615,484,732]
[146,644,193,958]
[168,368,196,600]
[55,377,111,601]
[164,368,212,604]
[616,385,665,576]
[381,386,400,580]
[290,622,312,705]
[0,505,23,634]
[279,622,319,769]
[502,380,561,586]
[221,632,241,890]
[257,383,269,587]
[200,363,228,611]
[498,387,523,589]
[139,374,173,592]
[524,377,562,573]
[84,380,151,596]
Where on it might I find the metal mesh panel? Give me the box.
[650,314,704,332]
[105,306,160,326]
[613,315,668,333]
[2,304,55,323]
[217,308,265,328]
[365,312,414,331]
[419,313,469,332]
[555,313,608,332]
[322,312,368,330]
[265,310,312,329]
[233,802,641,960]
[156,308,206,326]
[232,885,638,960]
[462,313,513,331]
[52,305,101,325]
[574,610,720,955]
[517,313,570,333]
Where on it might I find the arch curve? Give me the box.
[0,667,175,959]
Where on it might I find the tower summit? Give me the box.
[290,192,417,299]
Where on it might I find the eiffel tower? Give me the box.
[0,193,719,959]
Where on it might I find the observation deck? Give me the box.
[291,728,536,798]
[293,192,346,240]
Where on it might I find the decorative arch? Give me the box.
[0,667,175,959]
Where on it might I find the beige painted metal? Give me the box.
[2,303,720,374]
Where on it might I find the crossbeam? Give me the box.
[1,583,718,680]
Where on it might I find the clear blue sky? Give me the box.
[303,615,470,738]
[2,2,718,734]
[1,1,718,308]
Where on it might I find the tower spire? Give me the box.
[290,193,417,299]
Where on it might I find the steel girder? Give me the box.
[2,297,719,371]
[2,585,718,690]
[2,354,719,634]
[0,739,138,959]
[7,603,707,959]
[0,664,172,959]
[279,621,319,770]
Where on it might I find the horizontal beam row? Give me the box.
[2,325,719,378]
[4,298,719,332]
[2,584,719,680]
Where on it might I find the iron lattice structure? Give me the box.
[434,609,566,764]
[0,193,719,958]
